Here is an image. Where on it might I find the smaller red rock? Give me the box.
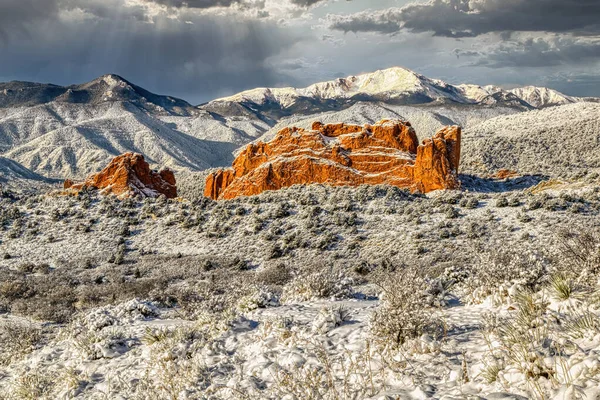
[65,152,177,199]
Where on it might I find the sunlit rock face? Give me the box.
[205,120,461,200]
[65,152,177,199]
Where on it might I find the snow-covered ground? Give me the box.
[1,176,600,399]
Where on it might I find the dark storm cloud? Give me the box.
[471,37,600,68]
[289,0,326,7]
[0,0,60,41]
[327,0,600,37]
[143,0,242,8]
[144,0,331,9]
[0,1,307,103]
[326,9,401,34]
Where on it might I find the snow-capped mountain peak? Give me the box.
[303,67,424,98]
[508,86,577,108]
[209,66,591,115]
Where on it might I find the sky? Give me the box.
[1,0,599,104]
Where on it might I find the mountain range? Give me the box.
[0,67,598,184]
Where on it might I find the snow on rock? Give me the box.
[65,152,178,198]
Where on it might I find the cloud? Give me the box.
[325,8,401,34]
[0,0,61,41]
[141,0,332,12]
[545,71,600,97]
[453,48,481,58]
[145,0,242,8]
[459,35,600,68]
[290,0,325,6]
[0,0,308,103]
[326,0,600,37]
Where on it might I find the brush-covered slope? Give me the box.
[462,102,600,176]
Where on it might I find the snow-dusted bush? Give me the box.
[281,267,353,303]
[0,322,43,366]
[554,228,600,285]
[255,263,292,286]
[370,267,442,346]
[465,249,548,305]
[311,305,352,334]
[237,285,280,312]
[480,285,600,399]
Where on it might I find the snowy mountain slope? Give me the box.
[0,93,272,179]
[508,86,578,108]
[0,74,196,116]
[204,67,594,120]
[0,157,56,185]
[254,102,522,144]
[3,102,267,179]
[211,67,476,107]
[461,102,600,176]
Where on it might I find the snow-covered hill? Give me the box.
[508,86,578,108]
[462,102,600,177]
[205,67,591,120]
[254,102,522,145]
[0,74,196,116]
[0,91,272,179]
[0,157,57,187]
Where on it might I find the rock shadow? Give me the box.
[459,173,549,193]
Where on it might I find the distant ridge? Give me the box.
[0,74,196,116]
[202,66,595,119]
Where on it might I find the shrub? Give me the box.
[555,228,600,284]
[464,197,480,209]
[495,197,509,208]
[370,267,442,346]
[0,322,44,366]
[465,250,548,305]
[256,263,291,286]
[281,266,353,303]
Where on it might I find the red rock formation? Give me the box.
[413,126,462,193]
[205,120,461,200]
[66,152,177,199]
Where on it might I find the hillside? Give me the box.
[255,102,521,144]
[0,99,270,179]
[461,102,600,177]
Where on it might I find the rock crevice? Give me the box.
[205,120,461,200]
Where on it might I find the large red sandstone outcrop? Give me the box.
[205,120,461,200]
[65,152,177,198]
